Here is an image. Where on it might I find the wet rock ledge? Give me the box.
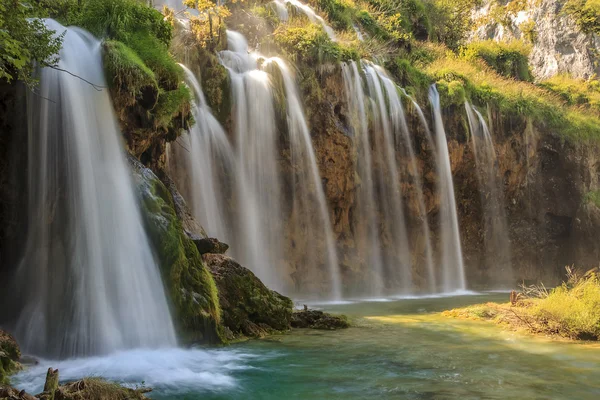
[292,308,350,330]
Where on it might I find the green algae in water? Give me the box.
[13,294,600,399]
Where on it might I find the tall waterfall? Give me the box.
[219,30,286,292]
[342,61,436,294]
[169,30,342,298]
[13,20,176,358]
[429,85,467,291]
[264,58,342,299]
[167,64,236,243]
[465,103,512,285]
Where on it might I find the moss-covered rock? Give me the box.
[291,309,350,330]
[0,330,21,385]
[130,158,223,344]
[203,254,294,339]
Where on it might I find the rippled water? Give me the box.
[13,293,600,399]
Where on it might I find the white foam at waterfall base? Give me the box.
[12,348,258,396]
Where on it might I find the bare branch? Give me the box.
[46,66,106,91]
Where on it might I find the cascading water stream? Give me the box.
[167,64,236,243]
[377,70,436,292]
[11,20,176,358]
[273,0,336,40]
[465,103,512,285]
[264,57,342,300]
[362,61,413,294]
[219,31,286,291]
[215,30,341,298]
[341,62,384,293]
[429,85,467,291]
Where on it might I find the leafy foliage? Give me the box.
[564,0,600,35]
[0,0,63,87]
[461,39,532,81]
[184,0,237,48]
[274,22,359,63]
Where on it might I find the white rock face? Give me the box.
[470,0,600,80]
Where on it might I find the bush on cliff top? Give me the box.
[564,0,600,35]
[76,0,191,137]
[461,39,532,82]
[274,22,359,63]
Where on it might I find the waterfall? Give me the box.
[12,20,176,358]
[273,0,336,40]
[429,85,467,291]
[167,64,236,243]
[204,30,341,298]
[264,57,342,300]
[465,103,512,286]
[341,62,384,294]
[219,31,286,292]
[362,62,413,294]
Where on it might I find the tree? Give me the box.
[0,0,64,87]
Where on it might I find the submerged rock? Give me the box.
[291,309,350,330]
[204,254,293,339]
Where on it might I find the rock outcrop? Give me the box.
[0,330,21,384]
[291,309,350,330]
[469,0,600,80]
[204,253,294,339]
[130,157,223,344]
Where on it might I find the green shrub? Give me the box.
[153,85,193,131]
[127,32,183,90]
[533,269,600,340]
[461,39,532,81]
[274,23,359,63]
[539,75,600,115]
[564,0,600,35]
[77,0,172,46]
[315,0,355,30]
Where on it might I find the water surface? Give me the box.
[14,293,600,399]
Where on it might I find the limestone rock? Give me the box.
[469,0,600,80]
[291,309,350,330]
[192,237,229,255]
[204,254,293,339]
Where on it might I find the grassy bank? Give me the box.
[445,267,600,340]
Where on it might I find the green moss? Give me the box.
[153,85,193,131]
[135,166,223,344]
[461,39,532,81]
[103,40,157,105]
[0,330,21,385]
[205,254,294,339]
[583,190,600,208]
[126,32,183,91]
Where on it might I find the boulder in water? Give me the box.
[204,254,293,339]
[291,309,350,330]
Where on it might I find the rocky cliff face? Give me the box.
[301,67,600,289]
[470,0,600,80]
